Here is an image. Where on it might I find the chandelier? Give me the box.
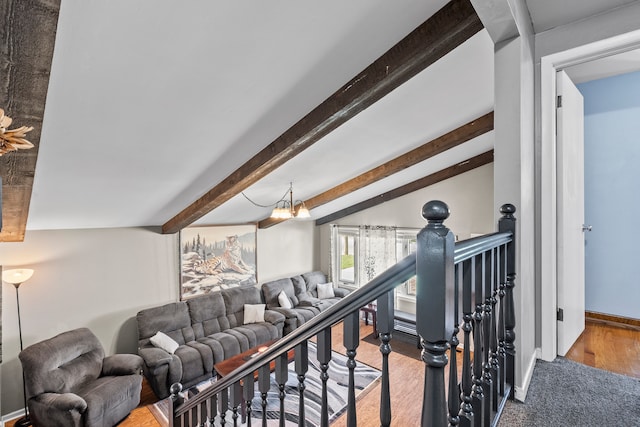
[243,182,311,220]
[0,109,34,156]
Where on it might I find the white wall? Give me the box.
[0,227,179,416]
[317,163,495,278]
[257,220,317,283]
[0,220,317,418]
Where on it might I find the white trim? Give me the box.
[538,28,640,361]
[1,409,25,425]
[514,349,537,402]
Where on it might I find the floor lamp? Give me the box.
[2,268,35,427]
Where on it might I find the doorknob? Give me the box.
[582,224,592,232]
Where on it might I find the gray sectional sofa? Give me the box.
[261,271,350,334]
[136,286,284,399]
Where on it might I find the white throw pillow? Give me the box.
[278,290,293,309]
[317,282,335,299]
[244,304,266,324]
[149,331,180,354]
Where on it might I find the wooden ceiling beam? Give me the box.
[315,150,494,226]
[162,0,483,234]
[0,0,60,242]
[258,112,493,228]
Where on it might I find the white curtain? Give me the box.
[357,226,397,286]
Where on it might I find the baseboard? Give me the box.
[1,409,24,425]
[585,311,640,330]
[514,349,537,402]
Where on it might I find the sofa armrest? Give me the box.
[103,353,144,376]
[139,346,173,368]
[33,392,87,413]
[333,287,351,298]
[264,309,285,325]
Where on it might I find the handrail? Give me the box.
[174,252,417,417]
[174,229,515,418]
[454,231,513,264]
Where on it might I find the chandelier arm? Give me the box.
[241,187,290,208]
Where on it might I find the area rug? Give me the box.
[150,341,381,427]
[362,331,422,361]
[499,357,640,426]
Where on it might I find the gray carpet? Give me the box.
[500,358,640,426]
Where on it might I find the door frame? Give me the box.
[539,29,640,361]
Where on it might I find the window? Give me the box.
[336,227,358,285]
[331,225,419,294]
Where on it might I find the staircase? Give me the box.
[168,200,517,427]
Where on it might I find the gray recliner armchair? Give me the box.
[19,327,143,427]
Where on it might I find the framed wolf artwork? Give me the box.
[179,224,257,299]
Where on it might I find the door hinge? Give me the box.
[557,308,564,321]
[557,95,563,108]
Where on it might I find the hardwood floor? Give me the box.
[6,318,639,426]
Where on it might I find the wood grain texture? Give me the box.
[7,320,638,426]
[0,0,60,241]
[315,150,494,225]
[162,0,483,234]
[258,112,494,229]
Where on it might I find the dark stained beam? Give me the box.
[162,0,483,234]
[0,0,60,242]
[315,150,494,226]
[258,112,493,229]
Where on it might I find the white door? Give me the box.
[556,70,586,356]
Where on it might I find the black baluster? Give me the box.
[448,265,461,427]
[482,249,495,422]
[472,255,486,426]
[417,201,455,427]
[220,387,229,426]
[208,391,217,426]
[244,373,255,427]
[344,311,360,427]
[497,244,507,397]
[295,340,309,427]
[259,364,270,427]
[231,382,242,427]
[377,290,394,427]
[459,259,474,427]
[276,353,289,427]
[499,203,517,399]
[490,247,501,406]
[317,328,332,427]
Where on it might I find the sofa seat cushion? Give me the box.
[197,332,242,362]
[174,341,213,384]
[76,373,142,427]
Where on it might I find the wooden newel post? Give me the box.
[498,203,516,398]
[168,382,184,427]
[417,200,455,426]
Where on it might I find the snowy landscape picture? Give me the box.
[180,224,257,299]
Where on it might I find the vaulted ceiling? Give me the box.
[2,0,639,242]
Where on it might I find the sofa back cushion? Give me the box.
[222,286,262,326]
[137,301,195,346]
[261,278,297,309]
[19,327,104,398]
[187,292,230,338]
[302,271,328,298]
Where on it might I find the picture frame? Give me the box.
[180,224,257,299]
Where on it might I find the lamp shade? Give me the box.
[2,268,34,285]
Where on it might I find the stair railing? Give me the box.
[168,200,516,427]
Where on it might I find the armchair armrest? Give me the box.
[33,392,88,413]
[264,309,285,325]
[103,353,144,376]
[139,346,173,368]
[333,287,351,298]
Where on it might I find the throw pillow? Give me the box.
[278,290,293,309]
[317,282,335,299]
[244,304,266,324]
[149,331,179,354]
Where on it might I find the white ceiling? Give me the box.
[525,0,638,33]
[26,0,640,231]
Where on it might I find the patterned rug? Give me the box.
[150,341,381,426]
